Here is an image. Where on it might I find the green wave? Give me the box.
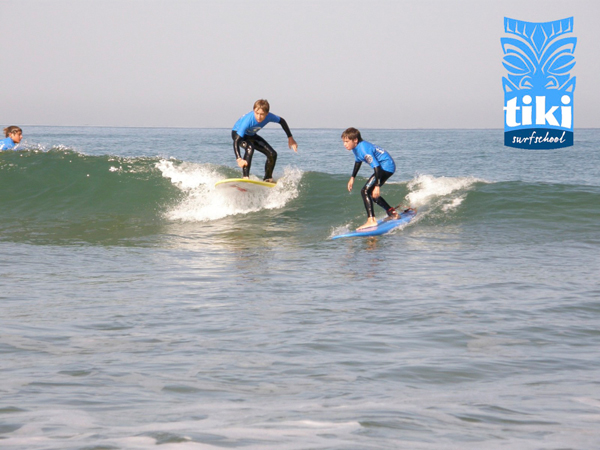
[1,149,598,245]
[0,149,181,244]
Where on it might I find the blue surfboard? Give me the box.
[332,208,417,240]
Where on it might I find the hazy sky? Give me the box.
[2,0,598,129]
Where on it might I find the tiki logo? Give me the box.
[502,17,577,149]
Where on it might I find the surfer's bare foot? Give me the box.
[357,217,378,230]
[263,178,275,183]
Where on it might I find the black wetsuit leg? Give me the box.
[231,132,277,180]
[247,135,277,180]
[361,170,394,217]
[232,131,253,178]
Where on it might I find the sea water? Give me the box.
[1,127,599,449]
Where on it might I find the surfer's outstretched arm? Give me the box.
[278,118,298,152]
[348,162,361,191]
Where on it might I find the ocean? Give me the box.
[1,126,599,449]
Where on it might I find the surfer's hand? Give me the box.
[373,185,380,199]
[236,158,248,168]
[347,177,354,192]
[288,137,298,152]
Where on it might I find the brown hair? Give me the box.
[4,126,22,137]
[253,99,270,113]
[341,127,362,142]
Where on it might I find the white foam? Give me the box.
[442,195,466,212]
[330,224,352,239]
[405,174,486,211]
[156,160,302,222]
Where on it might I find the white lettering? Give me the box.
[522,95,533,126]
[535,96,559,126]
[505,95,573,129]
[561,95,572,128]
[504,97,520,127]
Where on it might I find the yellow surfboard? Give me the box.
[214,178,276,192]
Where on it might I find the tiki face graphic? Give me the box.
[502,17,576,149]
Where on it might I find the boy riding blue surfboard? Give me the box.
[342,127,399,230]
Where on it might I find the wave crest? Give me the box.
[157,161,303,222]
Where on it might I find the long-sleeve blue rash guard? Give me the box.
[0,137,17,150]
[351,141,396,184]
[232,111,292,138]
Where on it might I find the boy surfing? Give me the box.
[232,99,298,182]
[0,126,23,151]
[342,127,399,230]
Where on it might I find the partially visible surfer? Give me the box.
[232,99,298,182]
[342,127,398,230]
[0,126,23,151]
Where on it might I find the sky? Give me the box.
[2,0,599,129]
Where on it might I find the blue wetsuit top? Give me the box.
[233,111,282,138]
[0,137,16,150]
[352,141,396,173]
